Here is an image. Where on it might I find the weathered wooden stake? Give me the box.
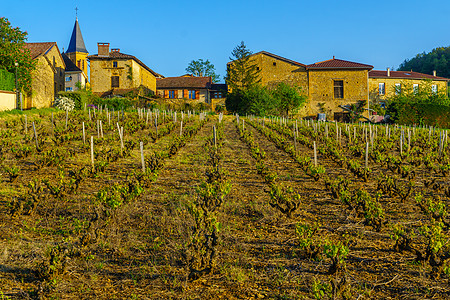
[140,141,145,173]
[213,125,217,148]
[313,141,317,167]
[65,110,68,130]
[32,121,39,150]
[90,136,95,170]
[180,121,183,136]
[365,142,369,169]
[82,122,86,145]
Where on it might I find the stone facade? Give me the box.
[24,43,65,109]
[368,70,448,100]
[230,52,373,118]
[250,52,308,92]
[307,69,369,116]
[88,44,159,96]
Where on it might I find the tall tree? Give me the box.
[0,17,35,92]
[186,59,220,83]
[271,82,307,117]
[225,41,261,91]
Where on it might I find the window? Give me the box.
[395,83,401,95]
[432,84,438,94]
[82,60,85,70]
[65,76,72,82]
[256,67,260,71]
[113,61,118,68]
[77,60,81,69]
[379,83,385,95]
[334,80,344,98]
[273,62,277,66]
[169,90,175,98]
[189,90,196,99]
[65,87,73,92]
[413,83,419,94]
[111,76,119,88]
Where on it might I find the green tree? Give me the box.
[0,17,35,92]
[225,84,275,116]
[398,46,450,78]
[271,82,307,116]
[186,59,220,83]
[225,41,261,91]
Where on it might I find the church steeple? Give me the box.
[67,18,88,54]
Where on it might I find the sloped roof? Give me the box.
[24,42,56,59]
[156,76,212,89]
[369,70,450,81]
[88,51,163,78]
[210,83,227,91]
[307,57,373,70]
[67,18,88,54]
[62,53,82,72]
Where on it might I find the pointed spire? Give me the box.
[67,17,88,54]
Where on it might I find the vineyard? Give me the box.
[0,108,449,299]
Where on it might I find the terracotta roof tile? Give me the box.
[88,51,163,78]
[369,70,450,81]
[24,42,56,59]
[156,76,212,89]
[307,58,373,70]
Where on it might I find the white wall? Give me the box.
[0,90,16,111]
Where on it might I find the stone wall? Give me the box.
[251,53,308,92]
[90,58,156,95]
[305,69,369,118]
[369,77,448,100]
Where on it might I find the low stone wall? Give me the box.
[0,90,16,111]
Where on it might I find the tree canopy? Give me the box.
[0,17,35,92]
[225,41,261,91]
[398,46,450,78]
[185,59,220,83]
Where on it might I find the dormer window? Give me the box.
[113,61,118,68]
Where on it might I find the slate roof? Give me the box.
[67,18,88,54]
[156,76,212,89]
[62,53,82,73]
[369,70,450,81]
[88,51,163,78]
[307,58,373,70]
[23,42,56,59]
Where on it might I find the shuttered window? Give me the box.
[334,80,344,99]
[111,76,119,88]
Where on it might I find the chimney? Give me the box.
[111,48,120,53]
[98,42,110,56]
[387,67,390,77]
[433,70,437,77]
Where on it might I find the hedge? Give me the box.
[0,69,14,91]
[387,101,450,128]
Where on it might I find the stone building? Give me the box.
[369,69,449,101]
[227,51,373,118]
[156,75,212,103]
[306,57,373,119]
[23,42,65,109]
[88,43,162,97]
[63,17,89,91]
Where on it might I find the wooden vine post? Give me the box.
[82,122,86,145]
[32,121,39,150]
[90,136,95,171]
[365,142,369,169]
[140,141,145,173]
[313,141,317,167]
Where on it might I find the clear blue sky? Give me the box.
[3,0,450,81]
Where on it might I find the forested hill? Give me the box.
[398,46,450,78]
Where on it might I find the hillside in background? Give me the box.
[398,46,450,78]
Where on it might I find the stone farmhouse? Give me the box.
[88,43,163,98]
[228,51,449,118]
[23,42,65,109]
